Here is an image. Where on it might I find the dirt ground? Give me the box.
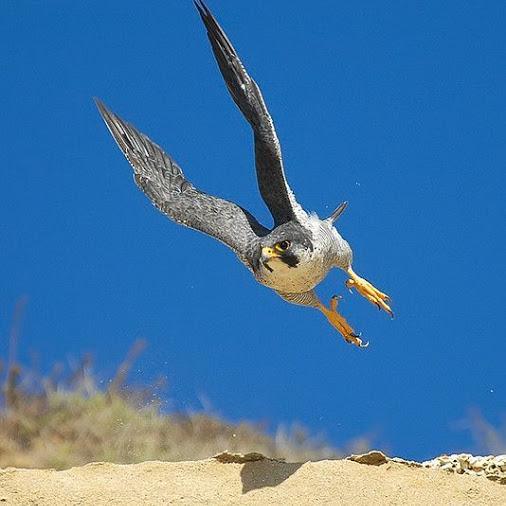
[0,453,505,505]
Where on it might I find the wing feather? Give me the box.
[195,0,307,226]
[95,99,267,266]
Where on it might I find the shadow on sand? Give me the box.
[240,460,303,494]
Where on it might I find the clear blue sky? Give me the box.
[2,1,505,461]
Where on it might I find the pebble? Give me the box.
[422,453,506,484]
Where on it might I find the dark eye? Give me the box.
[276,240,291,251]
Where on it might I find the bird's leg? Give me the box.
[345,266,393,317]
[317,296,368,348]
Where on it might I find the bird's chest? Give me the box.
[255,247,330,293]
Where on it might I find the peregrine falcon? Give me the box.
[95,0,393,347]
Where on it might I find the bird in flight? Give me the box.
[96,0,393,347]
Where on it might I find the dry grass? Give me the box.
[0,340,369,469]
[1,299,503,471]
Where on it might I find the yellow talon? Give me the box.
[346,267,393,317]
[317,296,368,348]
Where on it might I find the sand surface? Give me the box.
[0,453,505,505]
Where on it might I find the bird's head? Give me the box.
[254,222,314,273]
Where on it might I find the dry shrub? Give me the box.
[0,341,368,469]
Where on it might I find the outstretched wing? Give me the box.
[195,0,307,227]
[95,99,267,267]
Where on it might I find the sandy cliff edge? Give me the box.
[0,452,504,505]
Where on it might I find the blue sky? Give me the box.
[1,0,505,461]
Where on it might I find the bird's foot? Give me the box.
[345,267,393,317]
[318,296,368,348]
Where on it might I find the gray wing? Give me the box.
[95,99,268,267]
[195,0,307,227]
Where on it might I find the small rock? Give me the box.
[347,451,389,466]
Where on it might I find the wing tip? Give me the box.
[94,96,104,112]
[93,96,107,112]
[194,0,208,20]
[94,97,115,124]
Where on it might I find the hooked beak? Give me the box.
[261,246,281,272]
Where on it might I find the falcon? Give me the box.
[96,0,393,347]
